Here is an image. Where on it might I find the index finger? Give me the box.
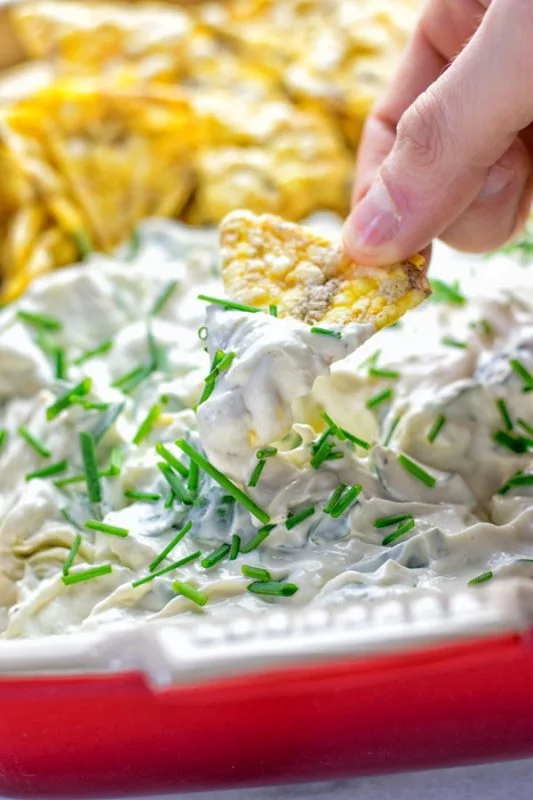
[353,0,488,203]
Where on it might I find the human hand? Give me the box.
[343,0,533,265]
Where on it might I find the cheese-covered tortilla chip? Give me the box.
[220,210,430,327]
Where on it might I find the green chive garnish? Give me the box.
[73,231,92,260]
[373,513,413,529]
[158,463,193,505]
[60,507,84,530]
[198,294,262,314]
[150,280,178,316]
[85,520,128,537]
[358,349,381,371]
[133,551,201,588]
[310,439,334,469]
[398,454,437,488]
[229,534,241,560]
[323,483,347,514]
[124,490,161,503]
[310,326,342,339]
[492,430,532,454]
[62,533,82,576]
[242,565,271,581]
[368,367,400,379]
[54,348,67,380]
[73,340,113,366]
[427,414,446,443]
[201,543,231,569]
[510,358,533,390]
[173,580,209,606]
[504,473,533,489]
[468,570,493,586]
[164,490,175,508]
[112,363,153,394]
[188,461,199,495]
[198,325,208,341]
[133,403,160,446]
[429,279,466,306]
[328,484,362,519]
[155,442,189,477]
[517,418,533,437]
[382,518,415,546]
[441,336,468,349]
[25,460,68,481]
[79,432,101,503]
[366,388,394,409]
[286,506,315,530]
[46,378,92,421]
[17,310,62,332]
[0,429,7,454]
[384,414,402,446]
[269,304,278,317]
[337,429,371,450]
[149,521,193,572]
[177,439,270,524]
[257,446,278,459]
[248,459,266,487]
[496,399,513,431]
[247,581,299,597]
[18,426,50,458]
[240,524,275,554]
[62,564,112,586]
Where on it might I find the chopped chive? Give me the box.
[124,490,161,503]
[55,473,86,487]
[46,378,92,420]
[382,518,416,546]
[198,294,262,314]
[133,552,201,588]
[398,454,437,488]
[150,279,178,316]
[60,506,84,531]
[25,460,68,481]
[72,399,111,411]
[79,432,101,503]
[92,402,124,445]
[85,520,129,538]
[505,473,533,488]
[366,388,394,409]
[216,351,235,373]
[133,403,161,446]
[312,424,334,455]
[164,490,175,508]
[158,463,193,505]
[323,483,347,514]
[492,430,532,454]
[18,426,50,458]
[101,446,122,478]
[329,484,362,519]
[0,429,7,454]
[125,228,141,262]
[358,349,381,371]
[155,442,189,478]
[496,399,513,432]
[286,506,315,530]
[374,513,413,529]
[247,581,299,597]
[257,446,278,459]
[240,524,275,554]
[197,377,216,405]
[112,363,153,393]
[324,450,344,461]
[468,570,493,586]
[269,304,278,317]
[469,319,493,336]
[201,543,231,569]
[73,231,92,260]
[510,358,533,390]
[384,413,402,447]
[338,429,371,450]
[229,534,241,560]
[62,533,82,576]
[36,330,56,356]
[177,439,270,524]
[248,459,266,487]
[73,340,113,366]
[427,414,447,443]
[198,326,208,341]
[54,348,67,380]
[310,439,333,469]
[188,461,199,495]
[17,310,62,332]
[517,418,533,437]
[62,564,112,586]
[310,326,342,339]
[149,521,193,572]
[441,336,468,349]
[429,278,466,306]
[173,580,208,606]
[242,565,271,581]
[368,367,400,379]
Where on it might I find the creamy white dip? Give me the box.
[0,216,532,638]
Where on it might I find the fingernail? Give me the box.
[343,176,402,253]
[478,164,514,199]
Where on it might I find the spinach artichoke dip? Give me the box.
[0,215,532,638]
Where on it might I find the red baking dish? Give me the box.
[1,581,533,797]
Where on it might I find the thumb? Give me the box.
[343,0,533,265]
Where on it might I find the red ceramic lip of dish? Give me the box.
[1,581,533,797]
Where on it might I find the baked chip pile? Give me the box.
[221,210,429,327]
[0,0,421,300]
